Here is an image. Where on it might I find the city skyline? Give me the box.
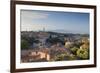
[21,10,90,34]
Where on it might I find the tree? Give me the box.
[46,37,63,45]
[70,47,79,54]
[54,53,77,61]
[21,36,40,48]
[21,40,30,49]
[76,48,89,59]
[54,53,68,61]
[73,41,83,48]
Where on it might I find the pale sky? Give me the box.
[20,10,89,34]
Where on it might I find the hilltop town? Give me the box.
[21,30,89,63]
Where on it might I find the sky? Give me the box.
[20,10,90,34]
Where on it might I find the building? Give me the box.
[21,48,51,62]
[65,41,73,48]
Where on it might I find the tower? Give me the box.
[43,27,45,32]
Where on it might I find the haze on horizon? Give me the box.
[21,10,90,34]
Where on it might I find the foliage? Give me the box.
[73,41,83,48]
[46,37,64,45]
[68,54,77,60]
[22,36,39,45]
[54,52,77,61]
[70,47,79,54]
[54,52,68,61]
[21,39,30,49]
[21,35,40,49]
[76,48,89,59]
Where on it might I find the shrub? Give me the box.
[76,48,89,59]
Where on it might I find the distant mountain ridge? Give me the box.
[46,29,89,35]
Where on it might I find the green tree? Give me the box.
[76,48,89,59]
[46,37,63,45]
[54,53,77,61]
[70,47,79,54]
[21,40,29,49]
[54,53,68,61]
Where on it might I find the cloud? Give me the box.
[21,10,49,20]
[21,10,50,31]
[21,24,51,31]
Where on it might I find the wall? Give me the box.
[0,0,100,73]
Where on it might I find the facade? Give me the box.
[21,49,50,62]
